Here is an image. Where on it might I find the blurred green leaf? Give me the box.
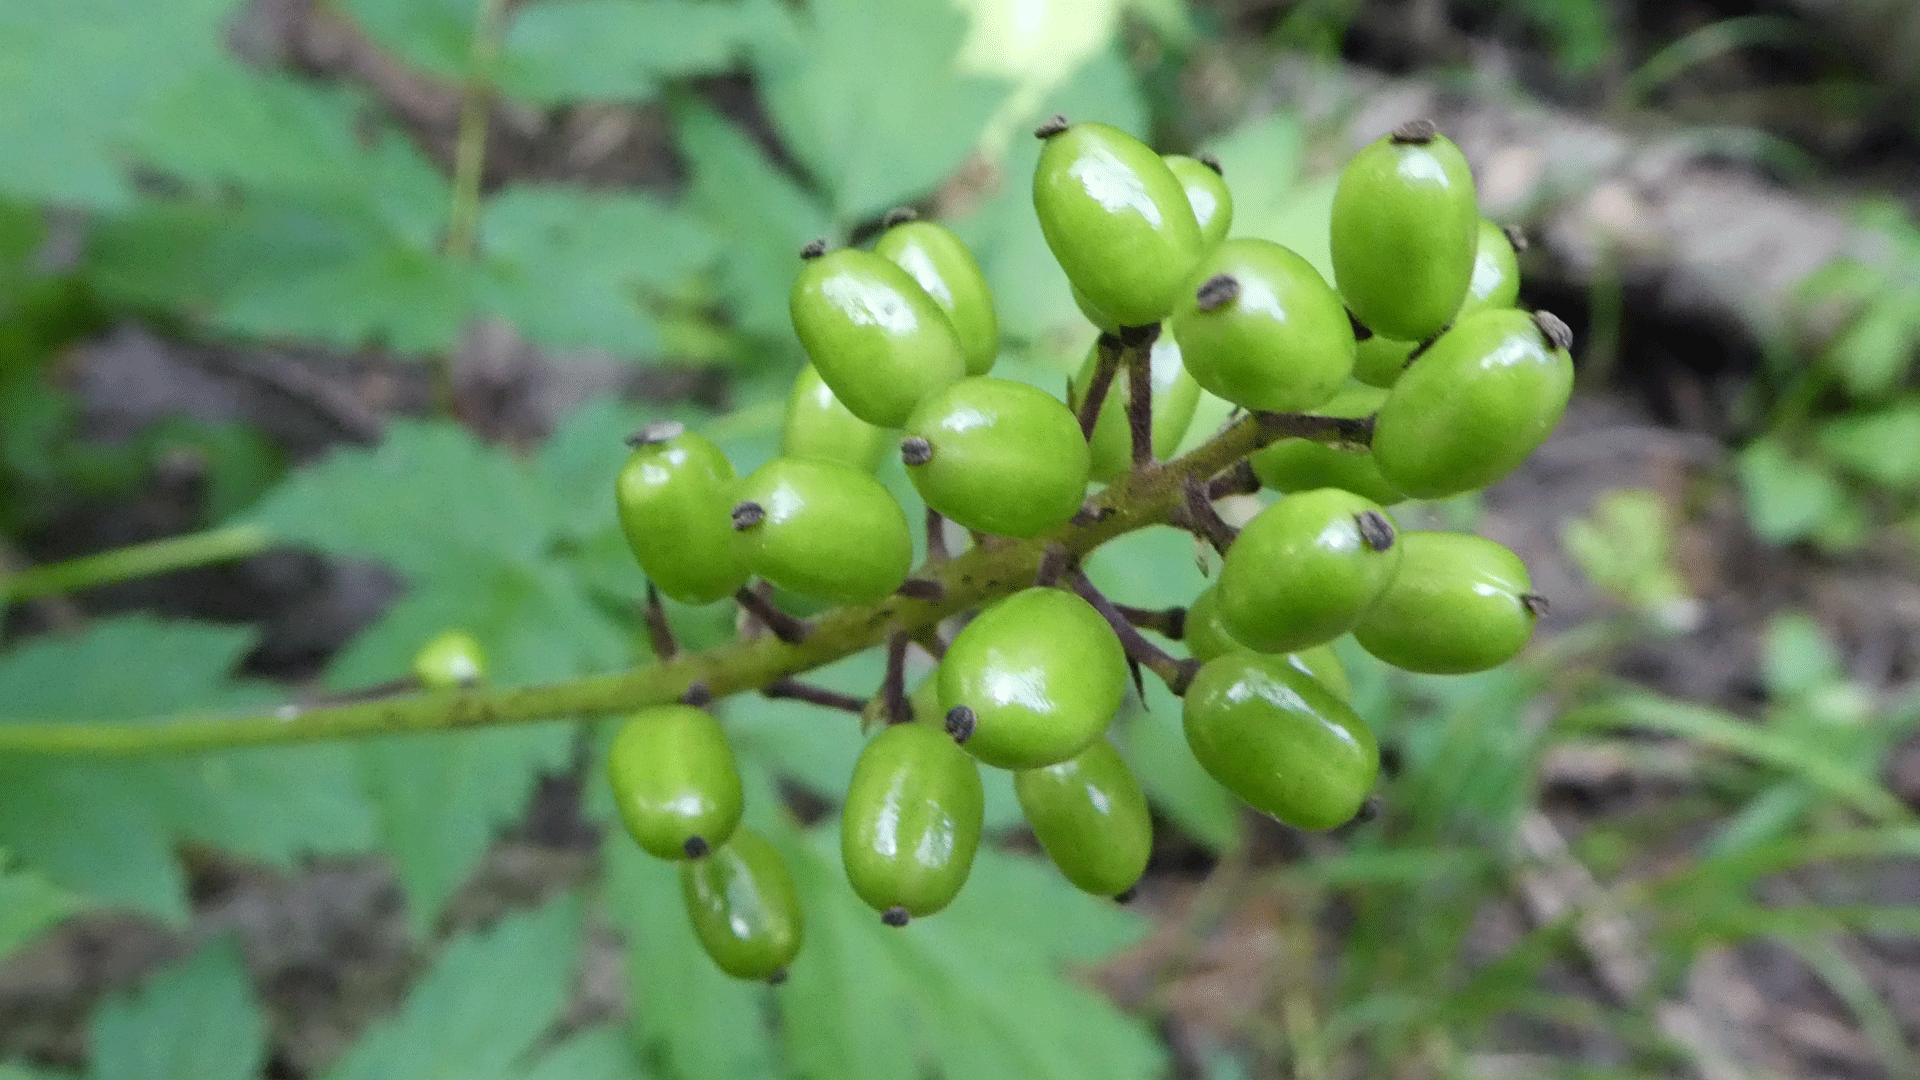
[512,1027,653,1080]
[88,938,265,1080]
[500,0,792,104]
[1735,436,1845,544]
[1760,611,1843,699]
[1825,301,1915,398]
[338,0,476,81]
[0,850,77,963]
[323,896,583,1080]
[1817,399,1920,488]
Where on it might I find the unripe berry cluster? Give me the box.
[595,117,1573,981]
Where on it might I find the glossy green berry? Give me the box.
[874,215,999,375]
[1071,332,1202,483]
[1184,588,1353,702]
[681,828,803,980]
[1072,282,1121,334]
[1013,738,1151,898]
[841,721,984,922]
[1352,334,1416,389]
[1248,384,1403,505]
[902,377,1089,538]
[412,629,486,689]
[781,363,891,473]
[1354,531,1540,674]
[1170,238,1354,412]
[1372,308,1575,500]
[939,587,1128,769]
[1033,119,1203,327]
[1217,488,1403,653]
[1288,643,1352,703]
[733,456,912,604]
[789,246,967,427]
[608,705,744,861]
[1330,120,1479,342]
[615,423,752,604]
[1183,652,1378,830]
[1163,154,1233,251]
[1459,219,1522,318]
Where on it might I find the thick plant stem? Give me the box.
[0,410,1356,756]
[1,524,275,604]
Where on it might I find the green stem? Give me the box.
[433,0,510,413]
[0,524,275,604]
[0,411,1350,756]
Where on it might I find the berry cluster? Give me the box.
[599,117,1574,981]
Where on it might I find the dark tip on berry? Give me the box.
[1521,593,1551,617]
[767,968,789,986]
[1351,795,1382,825]
[679,681,712,707]
[731,500,765,530]
[1114,886,1138,905]
[1389,118,1439,145]
[1355,510,1396,552]
[1117,322,1161,347]
[881,905,911,927]
[1194,274,1240,313]
[896,578,944,601]
[1347,308,1374,342]
[625,420,686,447]
[683,835,710,859]
[900,436,934,466]
[1195,151,1223,176]
[799,237,828,260]
[944,704,977,743]
[1533,310,1574,353]
[1503,224,1529,253]
[882,206,919,228]
[1034,114,1070,139]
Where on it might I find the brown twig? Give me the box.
[733,586,810,645]
[1076,333,1122,441]
[763,678,866,714]
[881,632,911,724]
[1119,323,1160,468]
[643,583,678,660]
[1173,477,1239,557]
[925,507,951,564]
[1070,573,1201,696]
[1111,603,1186,640]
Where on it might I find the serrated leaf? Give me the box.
[88,938,265,1080]
[775,826,1162,1080]
[753,0,1007,222]
[1816,400,1920,488]
[0,0,237,207]
[1735,437,1845,544]
[513,1027,652,1080]
[500,0,791,104]
[324,896,583,1080]
[672,99,832,340]
[0,850,77,962]
[603,838,785,1080]
[0,618,375,920]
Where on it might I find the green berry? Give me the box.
[841,721,984,922]
[1248,384,1403,505]
[412,629,486,689]
[1033,120,1203,327]
[1217,488,1403,653]
[1353,532,1539,674]
[1371,308,1574,500]
[608,705,744,860]
[874,216,999,375]
[1163,153,1233,251]
[1184,587,1353,701]
[1071,332,1202,483]
[1183,652,1378,830]
[733,456,912,604]
[681,828,803,980]
[1287,643,1352,703]
[938,587,1128,769]
[615,423,752,604]
[789,246,967,427]
[1072,282,1120,334]
[1170,238,1354,412]
[1330,121,1479,342]
[1459,219,1521,318]
[1351,334,1416,389]
[902,376,1090,538]
[781,363,892,473]
[1013,738,1151,898]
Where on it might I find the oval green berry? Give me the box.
[1071,333,1202,483]
[608,705,744,861]
[1217,488,1403,653]
[681,828,803,980]
[841,721,984,922]
[1459,219,1521,318]
[1184,587,1353,702]
[939,587,1128,769]
[1033,120,1204,327]
[1183,652,1378,830]
[874,217,999,375]
[412,629,486,688]
[1371,308,1574,500]
[1170,238,1354,412]
[1248,384,1403,505]
[1354,531,1539,674]
[902,376,1090,537]
[615,424,752,604]
[1330,121,1479,342]
[1013,738,1151,898]
[1351,334,1416,389]
[733,456,912,604]
[781,363,892,473]
[1163,153,1232,251]
[1287,643,1352,703]
[790,247,967,427]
